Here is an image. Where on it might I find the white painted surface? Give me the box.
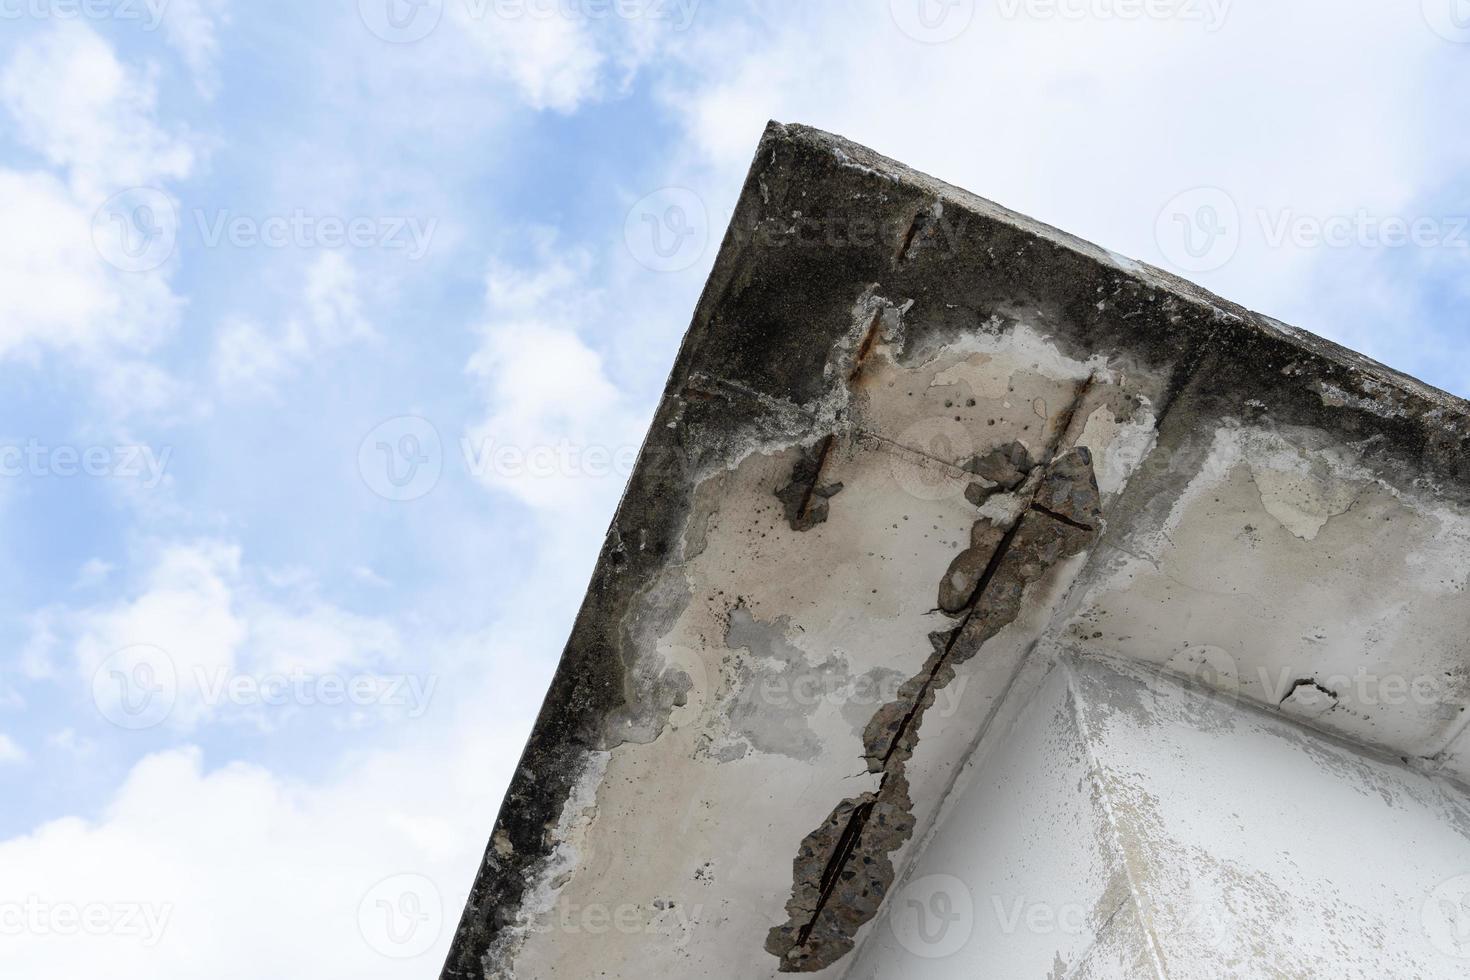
[849,653,1470,978]
[497,297,1470,977]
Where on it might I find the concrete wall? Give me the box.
[851,653,1470,978]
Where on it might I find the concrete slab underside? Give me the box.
[442,123,1470,979]
[851,652,1470,978]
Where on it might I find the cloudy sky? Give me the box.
[1,1,1467,975]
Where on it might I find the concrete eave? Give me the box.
[442,122,1470,979]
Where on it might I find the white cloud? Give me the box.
[0,593,544,978]
[71,542,246,730]
[44,541,404,732]
[0,734,27,766]
[0,24,195,389]
[46,729,99,761]
[418,2,687,113]
[655,2,1459,349]
[211,317,289,390]
[212,253,377,391]
[464,238,648,513]
[301,251,374,345]
[451,5,605,112]
[160,0,231,96]
[90,358,196,423]
[0,724,520,978]
[7,8,1470,980]
[0,170,181,363]
[245,601,400,681]
[1,22,195,200]
[74,559,116,590]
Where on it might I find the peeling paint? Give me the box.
[481,750,612,978]
[1238,432,1368,541]
[445,123,1470,980]
[765,444,1104,972]
[723,607,852,761]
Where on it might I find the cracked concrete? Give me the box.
[766,443,1104,972]
[852,650,1470,978]
[443,123,1470,979]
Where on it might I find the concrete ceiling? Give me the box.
[442,123,1470,979]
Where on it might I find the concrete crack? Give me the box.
[766,379,1105,972]
[1032,503,1096,533]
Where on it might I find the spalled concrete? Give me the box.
[442,123,1470,979]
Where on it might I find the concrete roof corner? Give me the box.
[441,122,1470,979]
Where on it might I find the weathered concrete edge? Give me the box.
[787,121,1467,419]
[437,120,798,980]
[440,120,1470,978]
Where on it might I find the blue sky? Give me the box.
[0,1,1467,975]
